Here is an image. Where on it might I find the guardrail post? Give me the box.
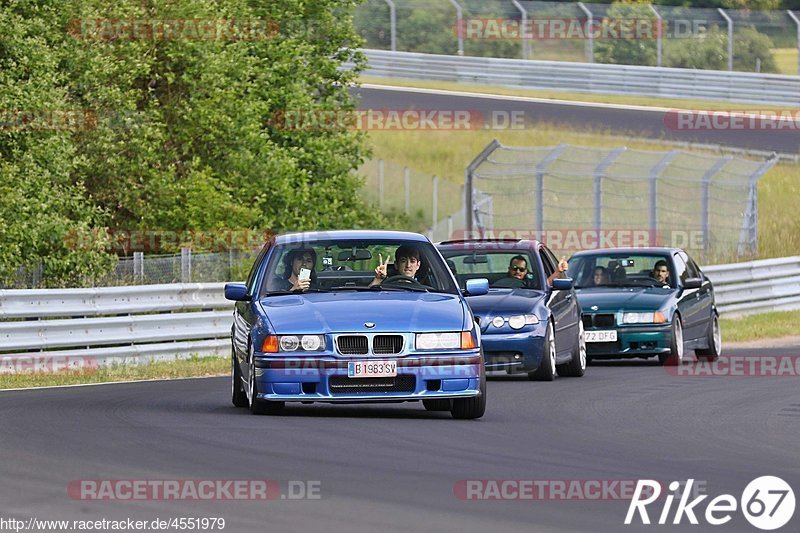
[648,150,679,245]
[511,0,528,59]
[383,0,396,51]
[593,148,625,233]
[133,252,144,283]
[181,247,192,283]
[535,143,569,236]
[448,0,464,56]
[465,139,502,236]
[700,157,732,253]
[718,8,733,71]
[404,166,410,214]
[578,2,594,63]
[648,4,662,67]
[788,11,800,75]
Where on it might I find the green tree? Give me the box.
[594,1,658,66]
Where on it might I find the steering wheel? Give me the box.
[383,274,421,285]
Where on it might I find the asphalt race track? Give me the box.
[352,85,800,154]
[1,347,798,533]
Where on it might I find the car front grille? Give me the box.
[329,375,416,394]
[373,335,403,354]
[582,313,616,328]
[336,335,369,355]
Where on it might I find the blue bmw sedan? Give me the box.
[436,239,585,381]
[224,230,489,418]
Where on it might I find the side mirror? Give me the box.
[683,277,702,289]
[465,278,489,296]
[552,278,573,290]
[224,283,250,301]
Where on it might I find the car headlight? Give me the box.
[263,335,325,353]
[622,312,666,324]
[493,315,540,330]
[416,331,475,350]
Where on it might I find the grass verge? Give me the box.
[359,76,797,112]
[720,311,800,343]
[0,355,227,390]
[773,48,798,76]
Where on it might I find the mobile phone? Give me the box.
[299,268,311,280]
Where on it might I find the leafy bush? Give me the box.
[665,26,778,73]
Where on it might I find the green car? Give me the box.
[567,247,721,366]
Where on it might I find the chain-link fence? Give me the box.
[355,0,800,74]
[462,141,777,264]
[8,249,260,289]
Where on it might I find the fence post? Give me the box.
[718,8,733,71]
[738,154,778,256]
[449,0,464,55]
[578,2,594,63]
[648,4,662,67]
[788,11,800,75]
[447,215,453,240]
[181,247,192,283]
[432,175,438,231]
[404,166,410,214]
[535,144,569,237]
[593,148,625,233]
[511,1,528,59]
[465,139,502,237]
[229,248,235,280]
[133,251,144,283]
[700,157,731,253]
[384,0,396,52]
[648,150,679,245]
[378,159,384,209]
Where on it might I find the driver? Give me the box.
[369,245,421,286]
[652,260,670,285]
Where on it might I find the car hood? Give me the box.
[575,287,675,312]
[258,291,466,333]
[465,289,546,317]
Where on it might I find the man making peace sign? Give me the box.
[369,245,422,286]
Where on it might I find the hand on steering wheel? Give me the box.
[383,274,419,284]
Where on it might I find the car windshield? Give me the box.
[568,254,674,289]
[259,238,459,296]
[440,249,542,291]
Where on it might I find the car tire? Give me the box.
[658,317,684,366]
[423,399,452,411]
[451,360,486,420]
[231,346,248,408]
[556,321,586,377]
[248,346,284,415]
[695,314,721,361]
[528,321,556,381]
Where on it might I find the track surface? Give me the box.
[353,85,800,154]
[1,347,798,532]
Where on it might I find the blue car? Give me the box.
[224,230,489,418]
[567,247,721,365]
[436,239,585,381]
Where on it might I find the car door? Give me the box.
[540,245,578,359]
[685,252,714,338]
[234,243,271,374]
[672,251,704,342]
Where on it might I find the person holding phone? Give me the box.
[271,248,317,292]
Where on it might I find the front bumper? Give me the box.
[586,324,672,358]
[481,330,545,372]
[253,353,482,403]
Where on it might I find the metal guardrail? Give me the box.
[358,49,800,106]
[704,256,800,317]
[0,257,797,372]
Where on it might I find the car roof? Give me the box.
[276,230,430,244]
[570,247,682,257]
[436,239,541,250]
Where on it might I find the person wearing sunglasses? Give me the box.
[492,255,533,288]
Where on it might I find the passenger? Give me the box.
[593,266,609,286]
[272,248,316,292]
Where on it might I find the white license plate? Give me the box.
[584,330,618,343]
[347,360,397,378]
